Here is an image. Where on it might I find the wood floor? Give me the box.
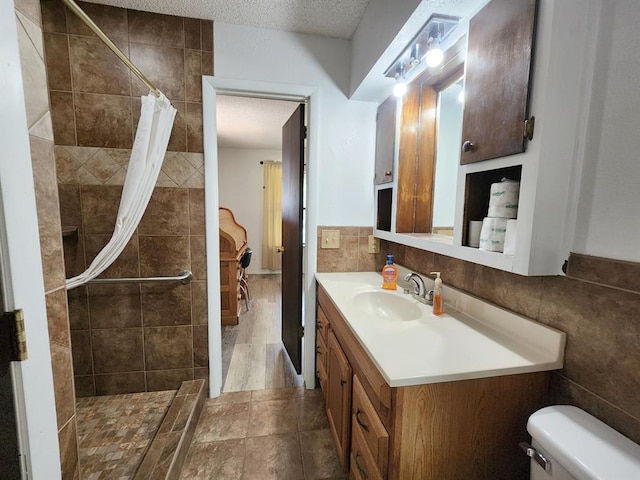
[222,274,304,392]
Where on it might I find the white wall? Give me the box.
[572,0,640,262]
[214,23,377,227]
[218,148,282,274]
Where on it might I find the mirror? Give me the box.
[431,78,464,236]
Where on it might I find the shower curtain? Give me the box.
[66,93,176,290]
[262,161,282,270]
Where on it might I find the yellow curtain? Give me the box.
[262,161,282,270]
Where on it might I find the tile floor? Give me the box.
[76,390,175,479]
[180,387,346,480]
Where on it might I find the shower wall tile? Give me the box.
[67,287,89,330]
[43,33,71,91]
[139,235,190,277]
[190,235,207,280]
[70,330,92,376]
[74,93,133,148]
[191,281,208,325]
[80,185,121,234]
[50,342,76,430]
[15,0,41,26]
[144,326,194,370]
[186,49,203,103]
[202,51,214,76]
[193,325,208,367]
[94,372,146,396]
[46,288,71,348]
[147,368,194,392]
[58,183,82,230]
[129,43,185,99]
[201,20,213,52]
[74,375,95,398]
[189,188,206,235]
[84,234,139,278]
[65,1,128,41]
[87,284,142,329]
[30,134,66,292]
[69,36,131,95]
[186,102,203,153]
[167,101,188,152]
[141,283,192,327]
[139,187,189,235]
[59,416,79,480]
[49,91,76,145]
[127,10,184,48]
[41,0,67,34]
[91,328,144,373]
[184,18,201,50]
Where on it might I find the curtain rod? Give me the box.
[61,0,161,98]
[86,270,193,285]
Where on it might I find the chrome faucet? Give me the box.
[403,273,433,305]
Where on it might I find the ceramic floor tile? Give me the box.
[247,397,299,437]
[300,429,346,480]
[192,402,250,442]
[179,438,245,479]
[243,432,304,480]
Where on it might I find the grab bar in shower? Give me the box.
[86,270,193,285]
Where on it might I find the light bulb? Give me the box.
[458,90,465,103]
[425,47,444,67]
[393,81,407,98]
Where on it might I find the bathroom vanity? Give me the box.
[315,272,565,480]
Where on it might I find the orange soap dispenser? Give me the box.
[430,272,443,315]
[382,254,398,290]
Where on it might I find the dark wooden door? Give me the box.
[460,0,538,164]
[0,286,21,479]
[281,104,305,374]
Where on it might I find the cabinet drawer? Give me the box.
[352,375,388,478]
[350,419,384,480]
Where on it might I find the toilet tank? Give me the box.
[526,406,640,479]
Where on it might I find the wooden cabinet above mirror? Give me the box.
[460,0,538,164]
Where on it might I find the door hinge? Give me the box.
[299,326,305,338]
[2,309,28,361]
[303,126,308,139]
[524,116,535,141]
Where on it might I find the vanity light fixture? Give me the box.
[393,65,408,97]
[385,14,459,84]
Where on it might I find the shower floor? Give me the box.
[76,390,175,479]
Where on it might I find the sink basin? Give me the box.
[353,291,422,322]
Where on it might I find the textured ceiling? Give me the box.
[216,96,301,150]
[84,0,371,39]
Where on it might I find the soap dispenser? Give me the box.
[382,254,398,290]
[430,272,443,315]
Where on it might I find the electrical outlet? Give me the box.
[368,235,380,254]
[321,230,340,249]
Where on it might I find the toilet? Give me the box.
[525,405,640,479]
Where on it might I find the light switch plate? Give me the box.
[368,235,380,254]
[321,230,340,249]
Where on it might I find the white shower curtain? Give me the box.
[66,93,176,290]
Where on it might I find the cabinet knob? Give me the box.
[316,346,322,353]
[340,379,347,386]
[276,246,285,253]
[384,171,392,176]
[462,140,475,153]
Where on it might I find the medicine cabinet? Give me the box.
[373,0,590,276]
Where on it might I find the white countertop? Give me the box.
[315,271,565,388]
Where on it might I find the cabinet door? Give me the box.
[327,329,353,471]
[460,0,537,164]
[374,96,397,185]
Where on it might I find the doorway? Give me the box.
[216,94,304,392]
[203,77,319,396]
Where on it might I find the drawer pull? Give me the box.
[354,452,368,479]
[355,408,370,432]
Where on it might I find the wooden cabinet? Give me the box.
[317,283,549,480]
[219,208,247,325]
[326,329,352,471]
[374,96,396,185]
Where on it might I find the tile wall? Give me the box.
[60,185,209,396]
[373,242,640,445]
[40,0,214,397]
[316,227,377,273]
[14,0,79,477]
